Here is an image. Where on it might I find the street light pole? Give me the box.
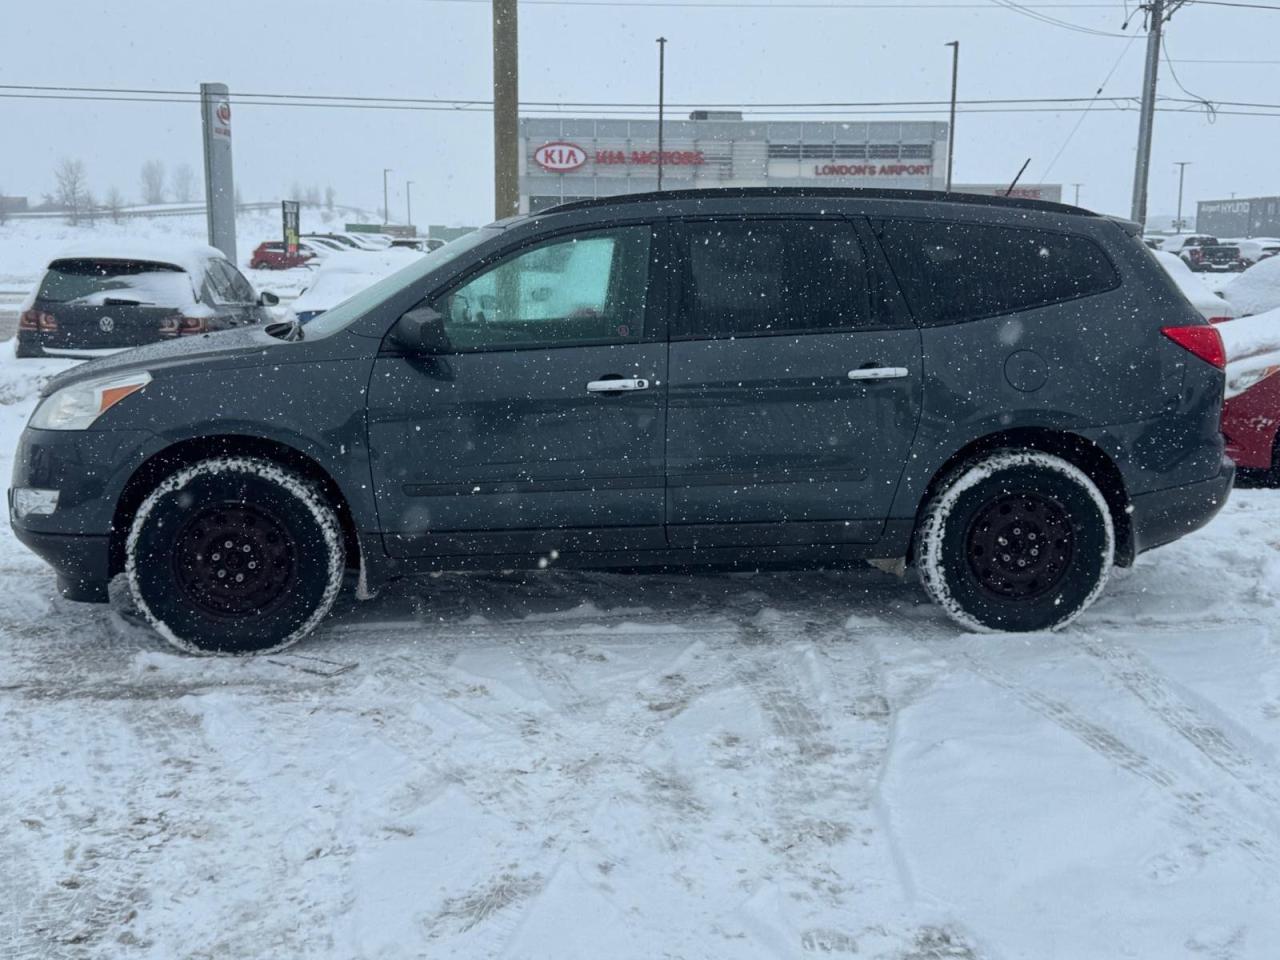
[406,180,414,229]
[1174,161,1190,231]
[382,167,392,225]
[656,37,668,191]
[1073,183,1083,206]
[945,41,958,192]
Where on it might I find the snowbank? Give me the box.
[1224,255,1280,317]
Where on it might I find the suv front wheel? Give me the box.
[916,450,1115,632]
[125,457,346,655]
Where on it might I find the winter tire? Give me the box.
[916,450,1114,632]
[126,457,345,655]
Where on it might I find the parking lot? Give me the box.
[3,359,1280,959]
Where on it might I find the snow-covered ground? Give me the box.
[4,353,1280,959]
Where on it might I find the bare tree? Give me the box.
[303,184,322,208]
[0,188,8,226]
[54,158,92,225]
[324,186,336,211]
[235,187,244,209]
[288,181,304,205]
[172,163,197,203]
[105,186,126,224]
[140,160,166,204]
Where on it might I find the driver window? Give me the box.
[433,226,651,350]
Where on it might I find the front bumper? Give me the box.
[1129,457,1235,557]
[9,521,111,600]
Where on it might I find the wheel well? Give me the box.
[109,435,361,576]
[912,428,1134,566]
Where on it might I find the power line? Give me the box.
[1042,33,1140,180]
[984,0,1130,36]
[404,0,1124,6]
[2,90,1277,118]
[1184,0,1280,9]
[0,83,1147,109]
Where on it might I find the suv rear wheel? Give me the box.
[916,451,1114,632]
[125,457,345,655]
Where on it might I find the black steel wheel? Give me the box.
[916,451,1114,632]
[172,505,298,618]
[965,493,1074,601]
[127,457,345,655]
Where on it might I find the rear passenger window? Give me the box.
[676,219,875,338]
[877,220,1120,325]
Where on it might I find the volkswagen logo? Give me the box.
[99,316,115,333]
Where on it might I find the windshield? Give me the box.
[303,226,501,337]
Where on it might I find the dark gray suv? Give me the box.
[9,188,1233,653]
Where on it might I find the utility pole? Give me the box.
[656,37,668,191]
[945,41,959,191]
[1174,161,1190,231]
[1130,0,1188,226]
[382,167,392,225]
[1073,183,1083,206]
[492,0,520,219]
[406,180,414,229]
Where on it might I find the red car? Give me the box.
[249,241,314,270]
[1223,367,1280,481]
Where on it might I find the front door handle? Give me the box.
[587,377,650,393]
[848,366,909,381]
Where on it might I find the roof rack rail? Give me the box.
[542,186,1089,218]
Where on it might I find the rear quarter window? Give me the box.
[877,220,1121,326]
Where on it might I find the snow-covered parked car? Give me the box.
[16,242,279,359]
[1222,253,1280,317]
[1152,250,1237,323]
[289,248,425,323]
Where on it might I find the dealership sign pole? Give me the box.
[200,82,237,262]
[282,200,300,258]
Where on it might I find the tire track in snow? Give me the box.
[1071,637,1280,815]
[959,651,1277,874]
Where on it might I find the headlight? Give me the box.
[29,371,152,431]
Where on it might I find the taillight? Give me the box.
[1208,316,1233,325]
[160,315,210,337]
[19,309,56,332]
[1162,324,1226,370]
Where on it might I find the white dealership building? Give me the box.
[519,114,1061,213]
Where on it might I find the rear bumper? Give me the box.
[1129,457,1235,557]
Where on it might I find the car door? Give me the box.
[366,222,670,558]
[203,259,249,327]
[665,216,923,547]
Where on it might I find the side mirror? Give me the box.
[392,305,452,354]
[259,291,281,306]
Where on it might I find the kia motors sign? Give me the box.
[534,142,587,173]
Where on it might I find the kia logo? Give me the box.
[99,316,114,333]
[534,141,586,173]
[216,101,231,125]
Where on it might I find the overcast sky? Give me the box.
[3,0,1277,225]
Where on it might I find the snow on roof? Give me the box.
[45,240,227,285]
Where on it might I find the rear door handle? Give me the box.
[587,377,650,393]
[848,366,909,381]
